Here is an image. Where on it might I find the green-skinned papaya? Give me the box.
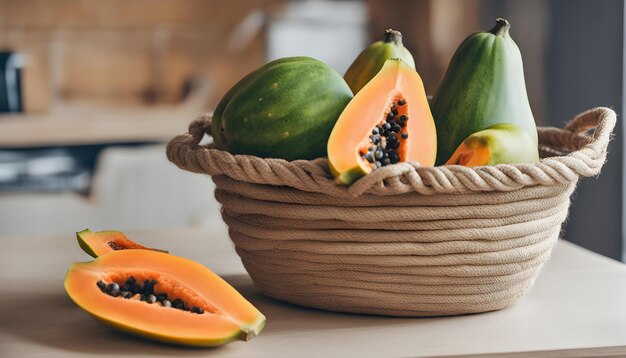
[216,56,353,161]
[446,123,539,166]
[344,29,416,94]
[211,69,260,149]
[328,59,436,185]
[64,250,265,346]
[76,229,167,258]
[431,18,538,165]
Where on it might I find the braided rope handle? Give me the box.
[166,107,616,196]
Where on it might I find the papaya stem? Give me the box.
[488,18,510,36]
[383,29,403,44]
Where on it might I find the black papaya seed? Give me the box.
[172,299,183,309]
[106,283,120,294]
[124,277,137,292]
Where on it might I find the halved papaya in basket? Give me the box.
[64,250,265,346]
[76,229,167,258]
[328,58,437,185]
[446,124,539,166]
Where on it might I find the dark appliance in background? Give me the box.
[0,51,87,193]
[0,50,159,194]
[0,149,90,193]
[0,143,155,194]
[0,51,24,113]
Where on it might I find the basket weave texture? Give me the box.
[167,107,615,317]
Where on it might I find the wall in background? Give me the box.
[546,0,623,260]
[0,0,283,111]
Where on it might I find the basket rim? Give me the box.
[166,107,616,197]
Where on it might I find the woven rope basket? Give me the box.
[166,107,615,317]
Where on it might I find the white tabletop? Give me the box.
[2,227,626,357]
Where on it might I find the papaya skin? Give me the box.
[432,18,538,165]
[446,123,539,166]
[344,29,416,94]
[76,229,167,258]
[328,58,436,185]
[221,57,353,161]
[64,250,265,347]
[211,69,260,149]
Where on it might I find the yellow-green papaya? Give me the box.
[446,123,539,166]
[344,29,415,94]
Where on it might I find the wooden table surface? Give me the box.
[2,227,626,357]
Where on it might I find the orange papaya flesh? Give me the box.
[328,58,437,185]
[64,250,265,347]
[76,229,167,258]
[446,141,490,166]
[445,124,539,167]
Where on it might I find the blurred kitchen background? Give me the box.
[0,0,623,260]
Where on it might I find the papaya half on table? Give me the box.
[328,58,437,185]
[64,250,265,347]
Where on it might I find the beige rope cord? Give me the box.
[166,107,616,317]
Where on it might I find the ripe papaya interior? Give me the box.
[446,141,490,166]
[76,229,167,258]
[64,250,265,347]
[446,123,539,166]
[328,58,437,185]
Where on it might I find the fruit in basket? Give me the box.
[76,229,167,258]
[344,29,415,94]
[328,58,436,185]
[64,249,265,347]
[215,56,352,161]
[446,123,539,166]
[431,18,538,165]
[211,69,260,149]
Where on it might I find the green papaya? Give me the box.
[211,69,260,149]
[431,18,538,165]
[344,29,415,94]
[219,57,353,161]
[446,123,539,166]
